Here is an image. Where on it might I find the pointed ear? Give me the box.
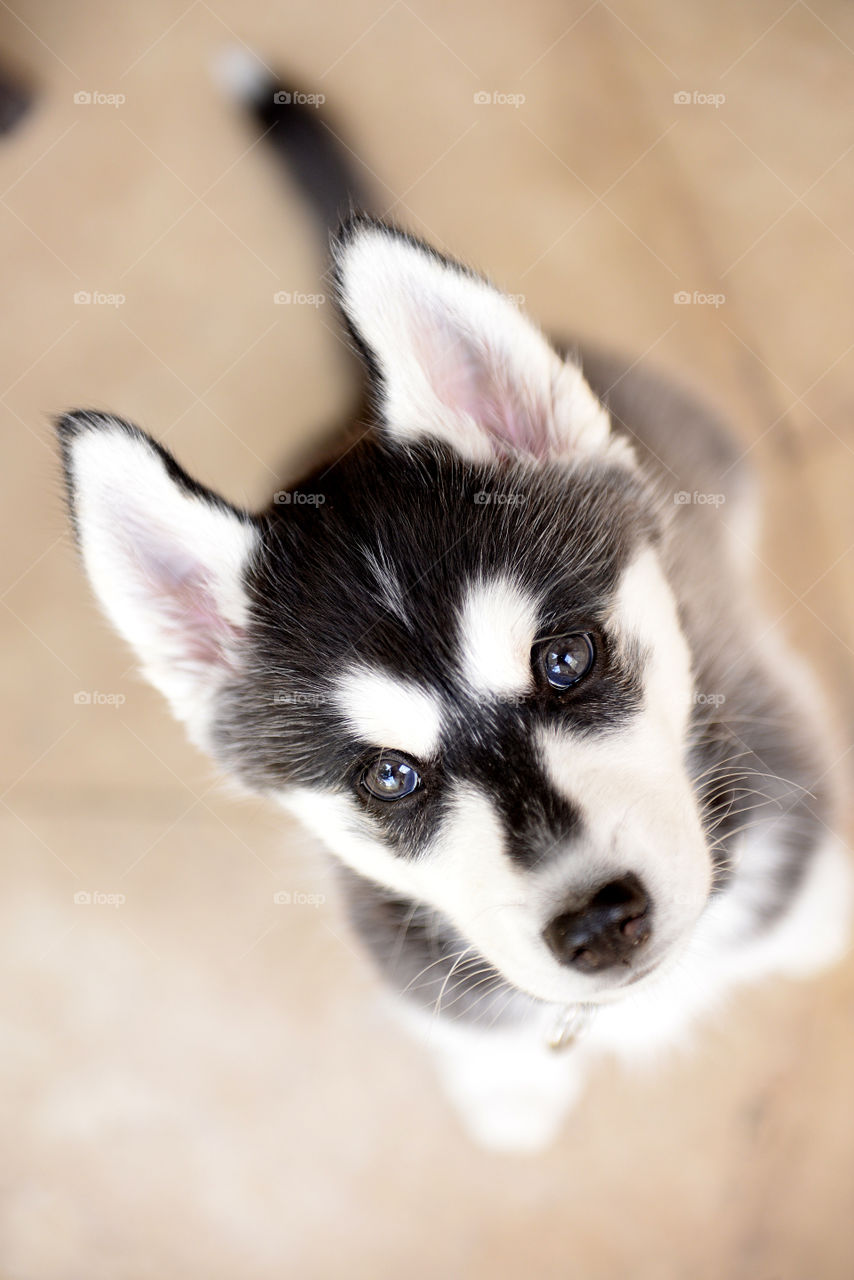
[57,412,259,745]
[333,219,613,463]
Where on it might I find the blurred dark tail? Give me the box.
[216,48,373,239]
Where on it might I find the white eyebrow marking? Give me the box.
[363,547,409,625]
[336,666,444,757]
[458,576,540,696]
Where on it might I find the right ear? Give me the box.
[333,217,614,464]
[57,412,260,746]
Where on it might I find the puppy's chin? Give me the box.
[591,932,694,1003]
[501,956,664,1008]
[543,950,676,1007]
[576,966,662,1005]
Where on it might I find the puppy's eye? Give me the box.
[361,754,421,801]
[537,633,595,690]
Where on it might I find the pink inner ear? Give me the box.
[482,395,548,458]
[168,570,242,668]
[417,311,549,459]
[137,533,243,671]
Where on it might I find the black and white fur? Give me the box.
[57,53,851,1151]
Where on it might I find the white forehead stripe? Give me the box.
[458,577,540,696]
[336,667,443,757]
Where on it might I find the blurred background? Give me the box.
[1,1,853,1276]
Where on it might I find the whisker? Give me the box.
[433,946,476,1017]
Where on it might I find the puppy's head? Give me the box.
[59,221,712,1006]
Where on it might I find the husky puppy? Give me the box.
[57,58,851,1150]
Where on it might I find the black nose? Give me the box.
[543,873,651,973]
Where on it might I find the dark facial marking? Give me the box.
[211,434,658,865]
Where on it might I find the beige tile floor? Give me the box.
[1,0,853,1275]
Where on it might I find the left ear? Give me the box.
[57,411,259,747]
[333,218,613,463]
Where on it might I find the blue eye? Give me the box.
[539,634,595,689]
[361,754,421,801]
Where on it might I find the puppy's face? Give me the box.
[60,221,712,1007]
